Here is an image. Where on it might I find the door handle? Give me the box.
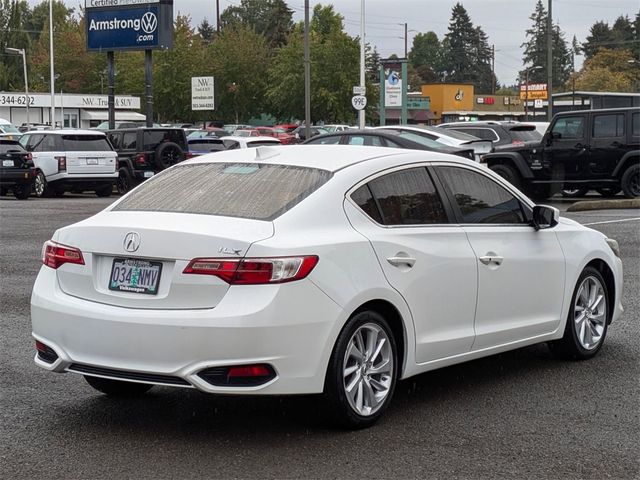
[574,143,587,149]
[479,255,504,266]
[387,256,416,268]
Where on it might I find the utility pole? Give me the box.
[491,44,496,94]
[49,0,55,127]
[404,23,408,58]
[547,0,553,121]
[304,0,310,139]
[358,0,365,129]
[216,0,220,33]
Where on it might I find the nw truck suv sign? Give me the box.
[86,1,173,51]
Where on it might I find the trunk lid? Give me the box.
[54,211,274,309]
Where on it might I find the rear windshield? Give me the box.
[508,126,542,142]
[62,135,113,151]
[142,130,187,150]
[113,163,332,221]
[0,141,25,153]
[188,141,226,151]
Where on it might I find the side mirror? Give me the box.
[531,205,559,230]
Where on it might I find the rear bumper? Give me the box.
[0,168,36,186]
[31,266,342,395]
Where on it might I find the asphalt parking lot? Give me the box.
[1,194,638,479]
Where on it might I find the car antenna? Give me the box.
[255,146,281,161]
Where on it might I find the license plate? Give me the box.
[143,171,154,178]
[86,158,99,165]
[109,258,162,295]
[2,159,13,167]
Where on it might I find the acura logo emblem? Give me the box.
[123,232,141,252]
[141,12,157,34]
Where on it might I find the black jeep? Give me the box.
[481,107,639,199]
[106,128,188,194]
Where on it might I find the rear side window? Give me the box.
[142,130,186,150]
[346,135,383,146]
[593,114,625,138]
[107,133,121,149]
[437,166,527,224]
[122,132,137,149]
[353,167,448,225]
[114,163,332,221]
[508,127,541,142]
[632,112,640,137]
[307,135,341,145]
[456,127,500,143]
[62,135,112,152]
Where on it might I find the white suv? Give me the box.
[19,130,117,197]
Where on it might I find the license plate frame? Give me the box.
[108,258,163,295]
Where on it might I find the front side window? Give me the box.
[593,114,625,138]
[353,167,448,225]
[437,166,527,224]
[551,116,585,139]
[307,135,341,145]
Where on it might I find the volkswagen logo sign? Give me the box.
[141,12,158,34]
[123,232,141,253]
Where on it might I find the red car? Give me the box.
[273,124,299,133]
[257,127,295,145]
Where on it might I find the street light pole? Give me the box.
[358,0,365,129]
[5,48,29,130]
[49,0,56,127]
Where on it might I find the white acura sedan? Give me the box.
[31,145,624,428]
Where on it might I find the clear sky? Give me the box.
[36,0,640,85]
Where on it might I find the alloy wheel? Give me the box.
[342,323,394,416]
[573,276,607,350]
[34,172,45,197]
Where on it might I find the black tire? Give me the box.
[95,183,113,197]
[595,187,621,197]
[13,185,31,200]
[324,310,398,429]
[33,170,53,198]
[84,375,154,397]
[548,266,609,360]
[490,164,521,189]
[620,163,639,198]
[154,142,184,170]
[116,167,133,195]
[561,188,589,198]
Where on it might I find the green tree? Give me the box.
[208,23,271,122]
[573,48,639,92]
[582,21,613,59]
[220,0,293,48]
[266,5,362,123]
[408,31,441,83]
[439,4,494,92]
[365,43,381,83]
[520,0,572,87]
[0,0,32,91]
[197,18,216,42]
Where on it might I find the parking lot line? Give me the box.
[583,217,640,226]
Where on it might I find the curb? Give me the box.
[566,199,640,212]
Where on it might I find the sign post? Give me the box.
[379,58,407,126]
[351,95,367,111]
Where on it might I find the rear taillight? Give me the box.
[185,152,194,159]
[42,240,85,269]
[135,153,146,165]
[25,152,33,162]
[183,256,318,285]
[56,156,66,172]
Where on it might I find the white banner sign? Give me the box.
[0,92,140,109]
[85,0,159,8]
[191,76,215,111]
[384,69,402,108]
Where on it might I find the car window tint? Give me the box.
[62,135,112,151]
[632,112,640,137]
[40,134,60,151]
[222,139,240,149]
[24,134,44,151]
[107,133,121,149]
[456,127,499,142]
[438,166,526,224]
[388,130,443,148]
[114,163,332,221]
[246,141,281,148]
[122,132,137,149]
[367,167,448,225]
[347,135,383,147]
[551,117,585,139]
[593,114,625,137]
[0,141,26,154]
[509,127,541,142]
[308,135,341,145]
[351,185,383,223]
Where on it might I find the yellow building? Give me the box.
[421,83,474,122]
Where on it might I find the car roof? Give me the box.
[22,129,105,136]
[186,144,475,173]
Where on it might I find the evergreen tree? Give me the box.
[520,0,572,87]
[197,19,216,42]
[408,31,441,83]
[582,21,613,59]
[365,44,381,83]
[220,0,293,48]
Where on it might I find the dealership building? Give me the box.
[0,92,143,129]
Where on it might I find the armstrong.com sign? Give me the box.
[86,1,173,51]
